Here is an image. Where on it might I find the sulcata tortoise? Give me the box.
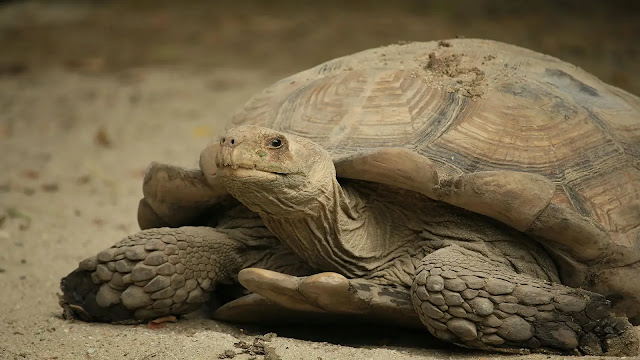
[60,39,640,355]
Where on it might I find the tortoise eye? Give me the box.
[269,138,283,148]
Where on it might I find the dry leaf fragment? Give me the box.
[147,315,177,330]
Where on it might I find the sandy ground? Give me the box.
[1,1,639,359]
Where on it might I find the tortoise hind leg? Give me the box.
[411,245,639,356]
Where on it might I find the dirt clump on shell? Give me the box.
[423,51,486,99]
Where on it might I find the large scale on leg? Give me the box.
[60,39,640,356]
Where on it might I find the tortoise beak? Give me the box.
[214,137,255,171]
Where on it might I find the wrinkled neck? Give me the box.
[258,178,382,277]
[270,174,354,219]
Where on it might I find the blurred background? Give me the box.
[1,0,639,95]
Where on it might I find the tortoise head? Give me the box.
[200,125,336,216]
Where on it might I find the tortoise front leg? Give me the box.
[411,245,639,356]
[60,227,309,323]
[139,162,229,229]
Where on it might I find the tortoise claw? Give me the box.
[238,268,351,313]
[212,293,328,324]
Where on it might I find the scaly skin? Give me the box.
[412,245,638,355]
[60,205,311,323]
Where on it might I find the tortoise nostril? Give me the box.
[231,139,235,145]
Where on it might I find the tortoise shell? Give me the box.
[230,39,640,249]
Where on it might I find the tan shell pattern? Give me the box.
[231,39,640,249]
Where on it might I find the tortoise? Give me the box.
[60,39,640,356]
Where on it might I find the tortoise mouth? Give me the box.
[218,163,289,179]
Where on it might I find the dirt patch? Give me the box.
[424,52,486,98]
[219,333,280,360]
